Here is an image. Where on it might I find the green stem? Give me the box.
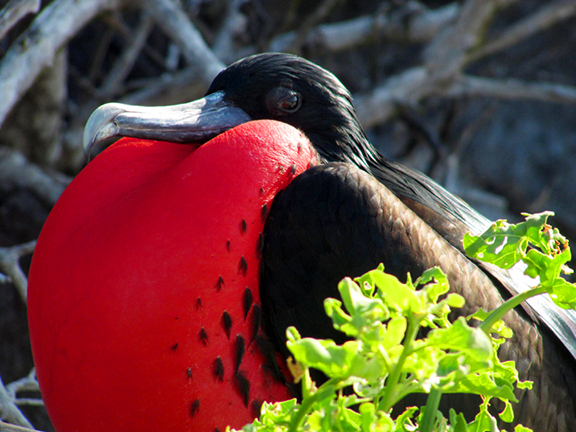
[480,286,547,333]
[301,367,312,400]
[378,316,420,412]
[419,388,442,432]
[288,379,340,432]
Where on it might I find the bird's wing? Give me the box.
[369,156,576,362]
[369,157,492,237]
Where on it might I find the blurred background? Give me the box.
[1,0,575,429]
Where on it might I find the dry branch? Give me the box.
[0,241,36,303]
[0,373,34,429]
[0,147,70,207]
[213,0,246,62]
[469,0,576,64]
[406,2,459,42]
[284,0,342,54]
[355,67,429,128]
[0,420,39,432]
[0,0,125,128]
[423,0,517,83]
[97,13,155,100]
[0,0,40,41]
[352,0,576,128]
[120,67,208,106]
[142,0,225,84]
[446,75,576,104]
[5,370,43,408]
[268,3,459,55]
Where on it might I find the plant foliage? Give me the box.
[232,212,576,432]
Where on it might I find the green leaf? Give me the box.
[359,402,394,432]
[446,293,466,308]
[256,399,298,428]
[394,407,418,431]
[354,263,386,297]
[382,316,407,350]
[523,248,566,287]
[468,398,500,432]
[463,211,563,270]
[468,309,513,341]
[449,409,469,432]
[498,399,514,423]
[324,297,356,336]
[372,272,422,314]
[327,277,390,338]
[463,220,527,269]
[338,277,389,321]
[548,277,576,310]
[521,212,567,255]
[287,337,359,378]
[427,317,492,362]
[414,267,450,303]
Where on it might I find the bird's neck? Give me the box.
[308,117,380,175]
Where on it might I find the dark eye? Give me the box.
[266,87,302,116]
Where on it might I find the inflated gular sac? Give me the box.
[28,120,316,432]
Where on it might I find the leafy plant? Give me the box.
[232,212,576,432]
[464,211,575,327]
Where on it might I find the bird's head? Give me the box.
[84,53,372,167]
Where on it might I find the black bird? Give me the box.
[85,52,576,431]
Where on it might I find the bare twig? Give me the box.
[270,14,378,53]
[446,75,576,104]
[242,3,459,61]
[120,67,207,105]
[270,2,459,54]
[286,0,342,54]
[423,0,518,84]
[97,12,154,99]
[0,241,36,303]
[1,48,67,167]
[0,147,70,206]
[468,0,576,64]
[0,421,40,432]
[165,43,181,71]
[355,0,522,128]
[87,15,117,84]
[0,0,125,128]
[354,66,429,128]
[355,70,576,130]
[5,370,43,410]
[212,0,246,63]
[0,0,40,41]
[63,12,155,142]
[141,0,225,85]
[5,370,41,398]
[0,375,34,429]
[406,2,459,42]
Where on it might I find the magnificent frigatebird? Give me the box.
[33,53,575,431]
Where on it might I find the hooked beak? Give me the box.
[83,91,252,160]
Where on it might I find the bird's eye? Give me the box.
[266,87,302,116]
